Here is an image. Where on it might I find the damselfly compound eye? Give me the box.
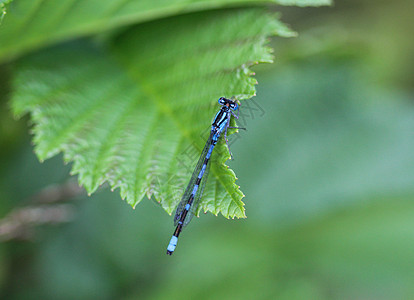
[218,97,226,105]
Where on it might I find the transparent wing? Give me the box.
[174,132,214,226]
[183,158,211,226]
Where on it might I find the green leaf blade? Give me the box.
[0,0,328,63]
[11,9,291,219]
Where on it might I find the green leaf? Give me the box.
[0,0,329,63]
[0,0,13,24]
[11,9,293,218]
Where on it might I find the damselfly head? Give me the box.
[218,97,238,110]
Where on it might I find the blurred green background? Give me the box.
[1,0,414,299]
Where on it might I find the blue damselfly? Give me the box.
[166,97,245,255]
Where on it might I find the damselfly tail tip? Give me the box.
[167,236,178,255]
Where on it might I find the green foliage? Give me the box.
[0,0,13,24]
[0,0,329,63]
[236,61,414,224]
[10,8,294,218]
[4,51,414,299]
[1,1,414,298]
[4,0,329,218]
